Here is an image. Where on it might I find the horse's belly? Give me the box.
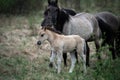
[71,26,93,40]
[63,20,93,40]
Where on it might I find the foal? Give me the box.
[37,27,87,73]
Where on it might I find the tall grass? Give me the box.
[0,46,120,80]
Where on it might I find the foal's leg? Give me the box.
[49,50,57,69]
[79,51,87,73]
[63,51,78,67]
[77,42,87,73]
[57,51,62,73]
[69,52,76,73]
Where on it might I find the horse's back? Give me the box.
[64,12,100,40]
[95,12,119,31]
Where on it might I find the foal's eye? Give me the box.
[41,34,44,37]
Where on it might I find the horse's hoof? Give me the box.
[49,63,53,68]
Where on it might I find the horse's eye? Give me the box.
[41,34,44,37]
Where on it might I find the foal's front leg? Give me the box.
[49,50,57,69]
[57,51,62,73]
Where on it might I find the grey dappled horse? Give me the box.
[41,0,102,66]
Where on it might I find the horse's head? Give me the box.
[37,28,48,45]
[41,0,59,27]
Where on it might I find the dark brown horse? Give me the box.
[95,12,120,59]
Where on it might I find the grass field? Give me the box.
[0,13,120,80]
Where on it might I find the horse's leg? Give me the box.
[69,52,76,73]
[86,42,90,66]
[75,50,79,63]
[57,50,62,74]
[63,51,78,67]
[116,27,120,57]
[95,38,101,59]
[49,50,57,69]
[102,33,116,59]
[108,37,116,59]
[63,53,67,66]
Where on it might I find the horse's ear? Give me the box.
[55,0,58,5]
[48,0,51,5]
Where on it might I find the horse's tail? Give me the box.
[116,16,120,57]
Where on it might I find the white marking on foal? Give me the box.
[69,52,76,73]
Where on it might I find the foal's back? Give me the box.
[61,35,84,53]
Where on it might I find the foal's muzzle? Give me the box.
[37,41,41,45]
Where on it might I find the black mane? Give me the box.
[55,9,70,32]
[62,8,76,16]
[44,27,62,34]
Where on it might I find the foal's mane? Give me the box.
[43,27,62,34]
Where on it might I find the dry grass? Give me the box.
[0,14,120,80]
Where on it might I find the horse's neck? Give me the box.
[56,10,70,32]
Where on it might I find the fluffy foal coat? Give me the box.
[37,27,87,73]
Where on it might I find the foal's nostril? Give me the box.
[37,41,41,45]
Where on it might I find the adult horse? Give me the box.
[95,12,120,58]
[41,0,79,66]
[41,0,101,66]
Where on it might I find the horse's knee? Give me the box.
[63,53,67,66]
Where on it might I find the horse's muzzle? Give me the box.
[37,41,41,45]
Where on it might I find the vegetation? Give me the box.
[0,0,120,80]
[0,0,119,15]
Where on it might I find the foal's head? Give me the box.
[37,27,61,45]
[41,0,59,27]
[37,28,49,45]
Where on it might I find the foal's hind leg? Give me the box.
[79,50,87,73]
[63,51,78,67]
[69,52,76,73]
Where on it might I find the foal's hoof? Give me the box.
[49,63,53,68]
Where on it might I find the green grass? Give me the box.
[0,13,120,80]
[0,53,120,80]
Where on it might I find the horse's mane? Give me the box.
[62,8,76,16]
[44,27,62,34]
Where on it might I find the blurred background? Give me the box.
[0,0,119,15]
[0,0,120,80]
